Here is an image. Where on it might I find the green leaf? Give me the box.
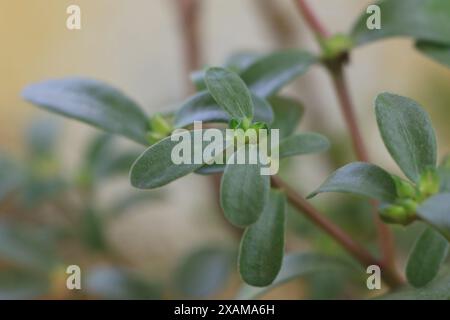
[278,133,329,159]
[308,162,397,203]
[352,0,450,46]
[220,145,270,227]
[205,67,254,120]
[416,41,450,68]
[0,223,58,272]
[109,191,162,217]
[22,77,149,145]
[225,52,260,72]
[0,153,24,202]
[130,130,222,189]
[240,50,316,98]
[174,91,273,128]
[80,134,140,185]
[406,228,448,288]
[0,270,49,300]
[25,119,59,158]
[239,190,286,287]
[269,96,304,138]
[375,93,437,182]
[237,253,349,299]
[417,193,450,241]
[438,165,450,192]
[86,266,161,299]
[174,246,235,298]
[80,207,107,252]
[379,269,450,300]
[190,52,259,91]
[190,70,207,91]
[195,163,226,175]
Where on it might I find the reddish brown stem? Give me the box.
[271,176,404,288]
[176,0,201,91]
[294,0,398,271]
[329,62,397,269]
[294,0,330,39]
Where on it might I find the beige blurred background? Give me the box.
[1,0,450,295]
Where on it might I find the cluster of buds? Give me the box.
[229,118,269,145]
[146,114,174,145]
[380,169,440,226]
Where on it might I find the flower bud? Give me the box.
[150,113,172,136]
[418,169,440,197]
[392,175,416,199]
[380,205,415,226]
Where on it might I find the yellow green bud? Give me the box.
[418,169,440,197]
[392,176,417,199]
[380,205,415,226]
[146,131,166,145]
[320,34,353,60]
[150,113,172,136]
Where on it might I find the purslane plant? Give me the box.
[21,0,450,298]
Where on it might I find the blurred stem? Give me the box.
[175,0,241,238]
[176,0,201,93]
[328,62,397,269]
[293,0,399,278]
[271,176,404,289]
[294,0,329,40]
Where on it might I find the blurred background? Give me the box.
[1,0,449,299]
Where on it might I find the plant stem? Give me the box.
[294,0,329,40]
[176,0,201,92]
[294,0,398,270]
[271,176,404,288]
[328,59,397,270]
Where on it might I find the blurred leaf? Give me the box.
[417,41,450,68]
[86,266,161,299]
[109,191,162,217]
[306,271,346,300]
[174,92,273,128]
[205,67,254,120]
[406,228,448,288]
[239,190,286,287]
[379,270,450,300]
[0,223,58,272]
[130,130,219,189]
[225,52,260,72]
[190,52,259,91]
[25,119,59,158]
[21,176,66,208]
[174,246,235,298]
[221,145,270,227]
[190,70,207,91]
[0,154,24,202]
[195,163,226,175]
[80,207,107,252]
[308,162,397,203]
[417,193,450,241]
[237,253,350,299]
[375,93,437,182]
[438,166,450,192]
[352,0,450,46]
[240,50,316,98]
[269,96,304,138]
[278,133,329,159]
[82,134,140,183]
[0,270,49,299]
[22,77,149,145]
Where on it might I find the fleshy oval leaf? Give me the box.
[22,77,149,145]
[308,162,397,203]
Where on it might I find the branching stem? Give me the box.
[292,0,402,283]
[271,176,404,288]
